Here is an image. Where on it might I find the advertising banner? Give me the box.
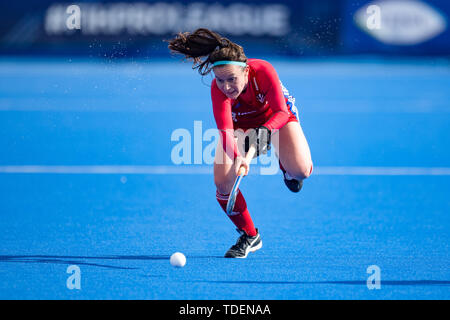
[0,0,340,57]
[1,0,449,56]
[341,0,450,55]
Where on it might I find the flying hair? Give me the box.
[167,28,247,76]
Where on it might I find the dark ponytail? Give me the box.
[167,28,247,76]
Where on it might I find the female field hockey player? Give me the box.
[168,28,313,258]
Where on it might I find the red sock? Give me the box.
[216,189,257,237]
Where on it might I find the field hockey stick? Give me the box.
[226,144,257,215]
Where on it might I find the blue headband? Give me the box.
[212,61,247,67]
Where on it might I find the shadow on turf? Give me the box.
[188,280,450,287]
[0,255,223,270]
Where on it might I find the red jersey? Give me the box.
[211,59,298,159]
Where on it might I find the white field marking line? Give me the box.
[0,165,210,174]
[0,165,450,176]
[315,166,450,176]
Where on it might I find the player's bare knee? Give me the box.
[290,162,313,180]
[302,162,313,179]
[214,175,234,195]
[216,183,234,195]
[214,174,224,189]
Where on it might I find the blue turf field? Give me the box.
[0,57,449,299]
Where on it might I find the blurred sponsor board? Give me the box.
[0,0,340,57]
[2,0,448,56]
[343,0,450,54]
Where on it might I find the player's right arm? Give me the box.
[211,79,244,167]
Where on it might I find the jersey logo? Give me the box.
[256,93,266,104]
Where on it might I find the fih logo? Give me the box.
[354,0,447,45]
